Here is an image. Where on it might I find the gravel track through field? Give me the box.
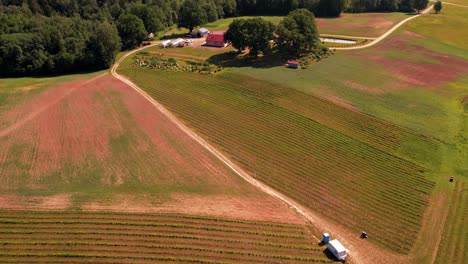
[112,44,411,264]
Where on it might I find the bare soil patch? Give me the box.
[0,74,304,225]
[315,90,359,111]
[0,194,71,210]
[342,80,383,94]
[82,193,304,224]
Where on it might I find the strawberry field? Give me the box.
[0,210,331,263]
[119,65,437,254]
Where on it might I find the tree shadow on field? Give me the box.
[207,51,286,69]
[160,32,190,40]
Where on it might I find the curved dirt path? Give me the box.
[112,44,411,264]
[335,4,434,50]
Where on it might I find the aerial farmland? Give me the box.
[1,0,467,263]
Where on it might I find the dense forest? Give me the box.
[1,0,423,76]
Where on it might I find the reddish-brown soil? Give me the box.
[0,74,304,225]
[347,31,468,89]
[0,194,71,210]
[81,193,304,224]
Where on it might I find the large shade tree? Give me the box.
[225,17,275,56]
[275,8,320,55]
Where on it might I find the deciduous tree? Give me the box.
[117,13,146,49]
[433,1,442,14]
[178,0,207,32]
[225,17,275,56]
[276,9,320,55]
[413,0,429,13]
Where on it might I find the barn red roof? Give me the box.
[206,31,225,43]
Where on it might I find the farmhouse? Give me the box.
[206,31,226,47]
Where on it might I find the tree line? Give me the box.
[1,0,430,76]
[225,9,328,58]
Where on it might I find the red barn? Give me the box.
[206,31,226,47]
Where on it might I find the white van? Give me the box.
[328,239,349,261]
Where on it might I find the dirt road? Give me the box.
[335,4,434,50]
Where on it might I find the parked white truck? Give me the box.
[328,239,349,261]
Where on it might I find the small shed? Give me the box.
[160,40,171,48]
[206,31,226,47]
[287,60,300,69]
[197,28,210,37]
[190,28,210,38]
[171,38,185,47]
[147,32,155,39]
[327,239,349,261]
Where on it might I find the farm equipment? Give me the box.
[360,231,368,239]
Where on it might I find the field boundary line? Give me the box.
[112,44,410,264]
[335,4,434,50]
[442,2,468,8]
[0,73,106,139]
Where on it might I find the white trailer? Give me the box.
[170,38,185,47]
[160,40,171,48]
[327,239,349,261]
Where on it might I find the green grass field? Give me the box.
[163,12,408,39]
[0,210,331,263]
[316,12,409,37]
[119,4,468,259]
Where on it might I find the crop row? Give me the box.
[0,211,330,263]
[137,74,434,206]
[0,218,304,238]
[435,181,467,264]
[122,69,436,253]
[0,211,303,232]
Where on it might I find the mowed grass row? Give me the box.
[435,181,467,264]
[215,72,441,167]
[0,211,331,264]
[119,67,435,253]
